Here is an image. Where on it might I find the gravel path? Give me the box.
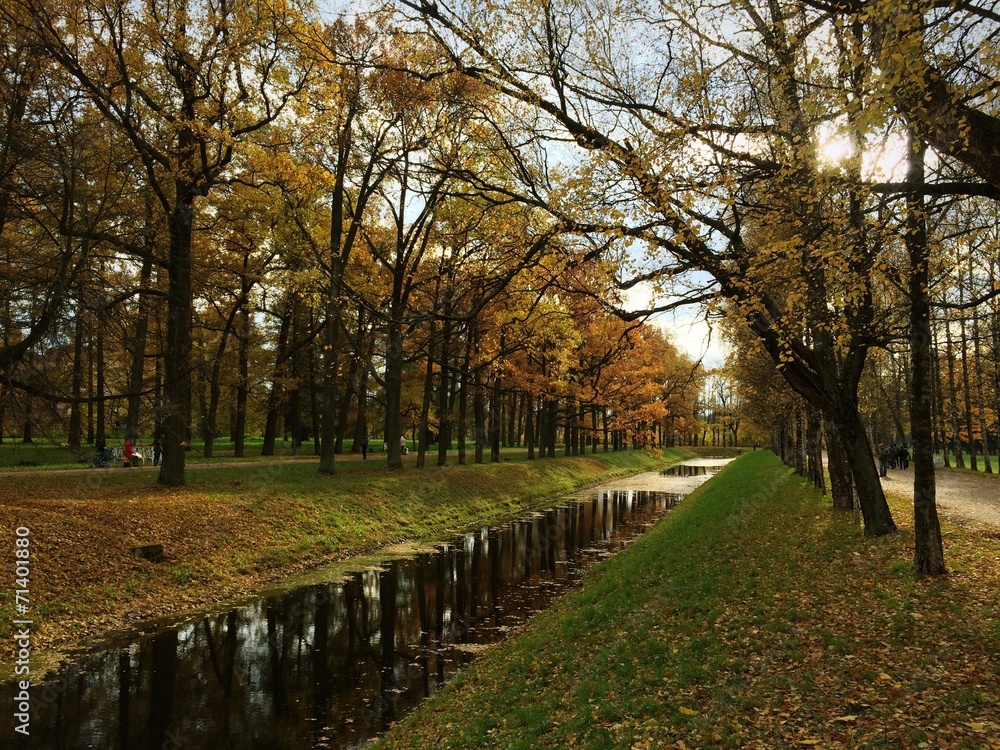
[882,466,1000,528]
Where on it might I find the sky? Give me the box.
[619,281,728,369]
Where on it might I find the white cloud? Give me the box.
[619,281,728,368]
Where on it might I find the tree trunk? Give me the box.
[261,297,293,457]
[957,269,978,470]
[458,329,471,465]
[351,337,374,455]
[158,198,195,487]
[96,311,106,448]
[474,365,485,464]
[203,301,241,459]
[309,327,321,457]
[835,406,896,536]
[824,417,855,510]
[971,258,993,474]
[943,309,965,468]
[233,306,250,458]
[489,374,502,463]
[932,317,950,467]
[794,406,805,477]
[86,326,94,444]
[806,406,825,493]
[905,130,945,575]
[437,311,452,466]
[384,317,404,469]
[526,392,535,459]
[126,258,153,439]
[68,300,85,448]
[335,333,360,455]
[417,322,435,468]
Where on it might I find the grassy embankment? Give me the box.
[0,437,349,469]
[936,452,1000,477]
[373,450,1000,750]
[0,447,688,666]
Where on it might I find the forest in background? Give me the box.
[2,0,999,573]
[0,1,705,478]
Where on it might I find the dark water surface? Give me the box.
[1,462,726,749]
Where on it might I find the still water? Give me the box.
[1,461,728,749]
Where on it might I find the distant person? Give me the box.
[899,444,910,470]
[877,443,889,478]
[400,434,407,455]
[153,436,163,466]
[361,434,369,460]
[123,439,137,468]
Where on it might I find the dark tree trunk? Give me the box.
[932,319,950,466]
[525,392,535,459]
[384,317,404,469]
[506,391,518,448]
[68,300,85,448]
[126,258,153,439]
[489,374,502,463]
[824,417,855,510]
[806,406,825,493]
[590,406,598,453]
[417,322,435,468]
[458,329,471,465]
[86,327,94,444]
[158,198,195,487]
[319,282,342,468]
[437,310,452,466]
[794,406,805,477]
[474,367,485,464]
[833,405,896,536]
[96,313,106,447]
[202,301,241,458]
[233,306,250,458]
[351,337,374,455]
[944,310,965,467]
[906,131,946,575]
[261,297,293,457]
[971,285,993,473]
[958,269,978,470]
[309,327,321,457]
[335,316,361,455]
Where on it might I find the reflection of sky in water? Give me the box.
[0,465,728,750]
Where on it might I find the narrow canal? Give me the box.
[1,459,729,749]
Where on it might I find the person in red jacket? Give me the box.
[123,439,138,468]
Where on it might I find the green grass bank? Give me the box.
[373,451,1000,750]
[0,448,688,665]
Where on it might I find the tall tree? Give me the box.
[6,0,313,484]
[400,0,898,534]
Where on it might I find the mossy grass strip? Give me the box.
[372,451,1000,749]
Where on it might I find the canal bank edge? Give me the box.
[370,451,1000,750]
[0,448,693,680]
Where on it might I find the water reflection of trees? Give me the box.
[4,489,684,749]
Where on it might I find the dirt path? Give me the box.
[882,466,1000,528]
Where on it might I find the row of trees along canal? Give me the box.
[0,3,705,478]
[4,0,1000,574]
[395,0,1000,575]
